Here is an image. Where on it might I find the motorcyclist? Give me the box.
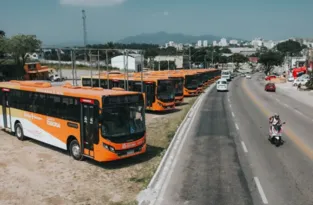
[269,113,281,135]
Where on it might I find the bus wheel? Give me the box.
[69,140,83,161]
[15,123,25,141]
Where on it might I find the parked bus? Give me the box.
[0,80,146,162]
[132,71,185,104]
[81,75,176,111]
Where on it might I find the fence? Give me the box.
[40,48,145,89]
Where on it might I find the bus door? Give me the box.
[145,82,155,107]
[1,89,12,130]
[80,99,99,158]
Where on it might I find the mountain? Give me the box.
[118,31,243,45]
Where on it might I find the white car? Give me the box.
[216,79,228,92]
[287,76,294,82]
[293,78,308,86]
[246,75,251,79]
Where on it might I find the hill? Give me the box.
[118,31,243,45]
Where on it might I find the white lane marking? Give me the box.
[231,112,235,117]
[235,123,239,130]
[229,104,232,108]
[241,141,248,153]
[254,177,269,204]
[228,98,230,103]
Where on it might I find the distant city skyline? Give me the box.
[1,0,313,44]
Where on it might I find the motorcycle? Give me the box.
[268,122,286,147]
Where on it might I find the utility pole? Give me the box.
[82,10,87,62]
[189,46,191,69]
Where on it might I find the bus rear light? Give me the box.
[2,88,10,92]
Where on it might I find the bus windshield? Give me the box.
[185,75,198,90]
[101,96,145,138]
[170,77,184,96]
[157,80,175,102]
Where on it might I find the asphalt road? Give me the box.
[155,75,313,205]
[156,83,254,205]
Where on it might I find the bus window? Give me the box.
[157,80,175,103]
[100,101,145,138]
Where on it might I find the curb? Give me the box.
[137,82,216,205]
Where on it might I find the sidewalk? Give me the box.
[275,82,313,108]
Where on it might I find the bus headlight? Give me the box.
[103,143,115,152]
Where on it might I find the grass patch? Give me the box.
[127,97,198,190]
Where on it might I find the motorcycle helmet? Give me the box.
[274,113,279,120]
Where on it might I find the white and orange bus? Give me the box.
[0,80,146,162]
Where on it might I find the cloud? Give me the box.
[60,0,126,7]
[163,11,169,16]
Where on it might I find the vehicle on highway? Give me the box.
[221,70,231,81]
[264,82,276,92]
[246,74,252,79]
[265,75,277,81]
[0,80,147,162]
[269,122,286,147]
[216,79,228,92]
[287,76,294,82]
[293,76,309,87]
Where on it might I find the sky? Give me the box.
[1,0,313,45]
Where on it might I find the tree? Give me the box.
[258,51,284,74]
[230,53,248,71]
[275,40,302,56]
[0,31,7,64]
[220,47,231,54]
[0,30,5,37]
[6,34,42,66]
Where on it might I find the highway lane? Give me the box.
[255,73,313,120]
[155,85,255,205]
[230,76,313,205]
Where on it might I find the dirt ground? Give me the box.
[0,96,197,205]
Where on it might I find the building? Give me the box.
[154,55,189,68]
[229,47,257,56]
[213,41,218,46]
[251,38,263,47]
[197,40,202,47]
[229,39,238,45]
[219,38,228,47]
[263,40,276,49]
[203,40,208,47]
[111,54,144,72]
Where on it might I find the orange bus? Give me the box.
[132,71,185,104]
[0,80,146,162]
[81,75,176,111]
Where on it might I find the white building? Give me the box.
[197,40,202,47]
[213,41,218,46]
[263,40,276,49]
[229,47,257,56]
[251,38,263,47]
[229,39,238,45]
[111,54,144,72]
[203,40,208,47]
[219,38,228,47]
[154,55,189,68]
